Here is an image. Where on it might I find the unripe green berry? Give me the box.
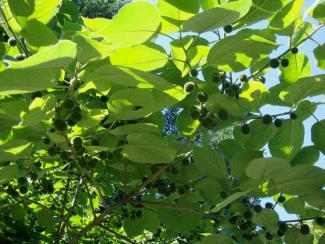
[53,118,67,131]
[48,147,58,156]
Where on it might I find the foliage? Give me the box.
[0,0,324,243]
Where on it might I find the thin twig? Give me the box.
[99,224,137,244]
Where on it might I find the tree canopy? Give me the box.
[0,0,324,243]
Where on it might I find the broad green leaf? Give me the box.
[20,95,57,127]
[311,120,325,154]
[269,0,304,32]
[268,120,304,160]
[123,217,145,237]
[311,1,325,23]
[0,41,77,95]
[230,151,263,178]
[72,34,119,62]
[8,0,62,26]
[283,197,305,215]
[110,43,169,71]
[246,157,291,181]
[183,0,252,33]
[123,133,176,164]
[109,123,160,136]
[239,81,268,111]
[200,0,226,10]
[280,75,325,104]
[82,17,110,32]
[290,145,320,166]
[244,120,277,150]
[284,227,314,244]
[313,44,325,70]
[274,165,325,195]
[21,20,58,50]
[0,140,31,163]
[252,208,279,233]
[158,0,200,34]
[193,146,227,179]
[279,53,311,84]
[212,191,249,212]
[304,190,325,209]
[108,88,184,120]
[202,234,234,244]
[176,107,200,136]
[291,21,312,46]
[143,210,160,233]
[218,139,244,160]
[100,2,161,46]
[11,205,26,221]
[197,179,222,205]
[207,30,278,72]
[295,100,317,121]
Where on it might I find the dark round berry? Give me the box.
[290,112,297,120]
[67,118,77,126]
[43,137,50,145]
[190,69,198,77]
[171,166,178,174]
[218,109,228,120]
[190,106,200,120]
[220,191,227,199]
[223,25,232,33]
[274,118,282,128]
[241,124,250,134]
[16,54,26,61]
[265,202,273,209]
[300,224,310,235]
[7,186,18,197]
[257,76,266,83]
[291,47,298,54]
[262,114,273,125]
[212,71,226,83]
[91,138,100,146]
[239,74,248,82]
[48,147,58,156]
[62,98,76,110]
[281,58,289,67]
[270,59,280,68]
[30,172,38,181]
[87,158,99,168]
[184,82,196,93]
[100,95,109,102]
[223,81,230,88]
[18,177,28,185]
[239,222,248,231]
[197,91,209,103]
[60,151,70,160]
[70,111,82,122]
[229,215,238,224]
[99,151,108,160]
[31,91,42,99]
[199,107,208,120]
[182,158,191,166]
[53,118,67,131]
[253,205,262,213]
[8,37,17,46]
[278,196,286,203]
[316,217,324,226]
[277,230,285,237]
[135,210,142,218]
[19,185,28,194]
[243,210,253,220]
[278,222,288,233]
[201,116,217,129]
[73,137,83,145]
[242,233,253,240]
[265,232,273,240]
[73,143,84,153]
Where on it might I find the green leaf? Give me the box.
[123,217,145,237]
[82,17,110,32]
[0,164,26,184]
[0,140,31,163]
[290,146,320,166]
[34,208,54,228]
[311,120,325,154]
[21,20,57,50]
[230,151,263,178]
[313,44,325,70]
[202,234,235,244]
[0,41,77,95]
[20,95,57,127]
[311,1,325,23]
[239,81,269,111]
[284,227,314,244]
[304,190,325,209]
[244,120,277,150]
[110,43,169,71]
[279,53,311,84]
[283,197,305,215]
[268,120,304,160]
[193,146,227,179]
[99,1,161,46]
[158,0,200,34]
[280,75,325,104]
[251,208,279,233]
[212,191,249,212]
[246,157,291,181]
[274,165,325,195]
[11,205,26,221]
[109,123,160,136]
[218,139,244,160]
[183,0,251,33]
[143,210,160,233]
[123,133,176,164]
[207,30,278,72]
[8,0,62,26]
[197,179,222,205]
[269,0,304,32]
[176,107,200,136]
